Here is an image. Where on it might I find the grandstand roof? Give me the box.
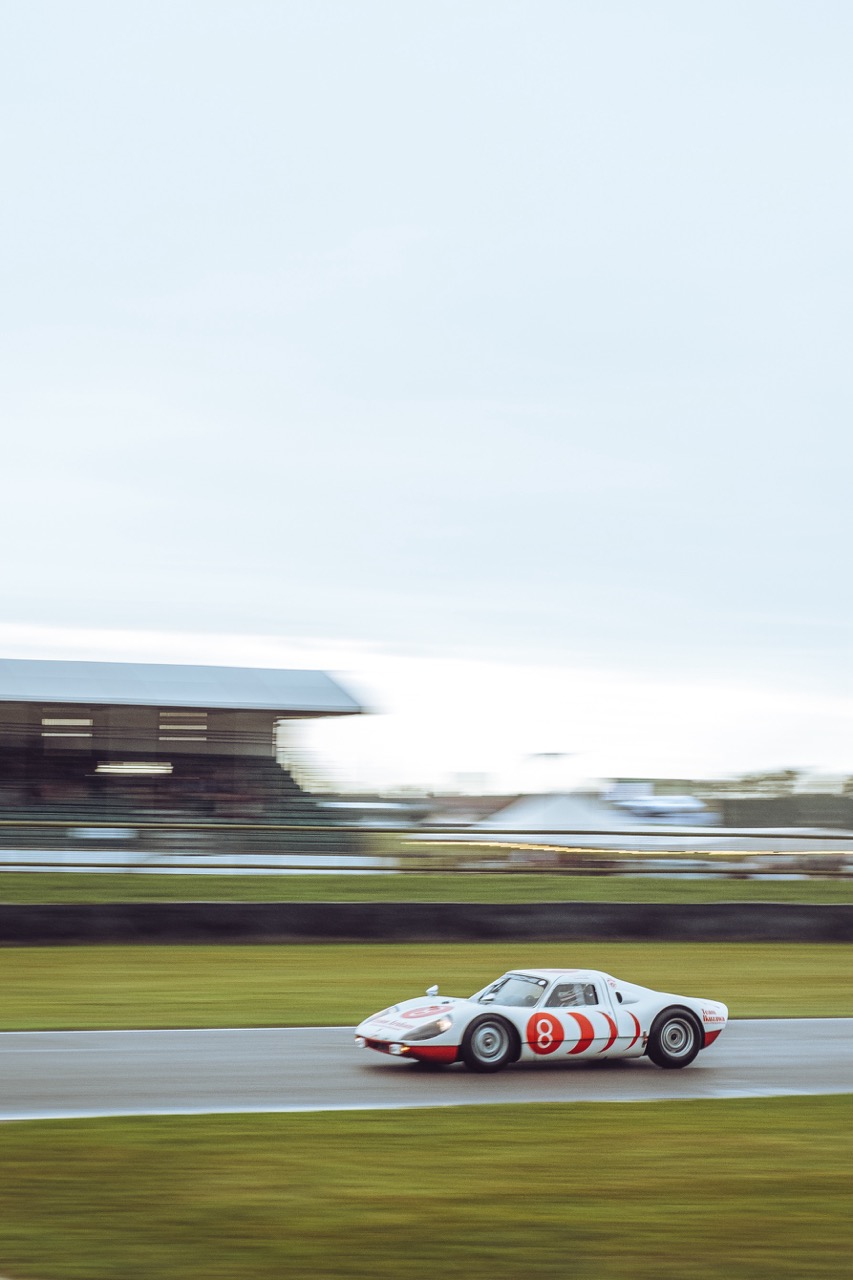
[0,658,363,715]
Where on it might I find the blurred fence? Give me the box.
[1,820,853,877]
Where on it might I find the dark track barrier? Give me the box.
[1,901,851,944]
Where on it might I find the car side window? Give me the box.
[545,982,599,1009]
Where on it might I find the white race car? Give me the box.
[355,967,728,1072]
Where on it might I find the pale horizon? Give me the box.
[1,623,849,795]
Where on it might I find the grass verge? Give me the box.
[0,1097,851,1279]
[1,870,852,903]
[1,941,851,1029]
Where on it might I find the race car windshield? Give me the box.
[477,974,546,1008]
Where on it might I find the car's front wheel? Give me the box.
[646,1008,702,1069]
[461,1016,517,1073]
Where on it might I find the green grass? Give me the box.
[1,941,851,1029]
[0,1097,850,1279]
[2,870,852,903]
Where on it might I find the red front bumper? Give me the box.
[363,1038,458,1064]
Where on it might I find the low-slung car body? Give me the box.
[355,967,728,1072]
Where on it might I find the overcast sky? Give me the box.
[2,3,852,788]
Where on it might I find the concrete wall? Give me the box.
[1,901,851,944]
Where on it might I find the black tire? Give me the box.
[461,1016,517,1073]
[646,1008,702,1069]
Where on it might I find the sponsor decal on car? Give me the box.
[401,1005,450,1021]
[367,1014,408,1031]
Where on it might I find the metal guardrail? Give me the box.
[2,818,853,838]
[0,819,852,875]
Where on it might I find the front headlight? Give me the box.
[405,1015,454,1042]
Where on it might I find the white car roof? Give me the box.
[511,968,605,983]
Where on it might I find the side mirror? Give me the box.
[426,984,439,996]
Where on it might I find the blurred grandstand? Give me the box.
[0,658,362,856]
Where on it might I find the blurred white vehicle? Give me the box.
[604,784,718,825]
[610,798,717,824]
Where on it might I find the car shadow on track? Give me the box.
[362,1056,661,1076]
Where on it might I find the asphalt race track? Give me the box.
[1,1019,850,1121]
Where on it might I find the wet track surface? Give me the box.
[1,1019,850,1120]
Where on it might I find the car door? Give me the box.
[521,979,635,1060]
[596,977,645,1059]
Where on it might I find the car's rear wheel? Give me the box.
[461,1016,517,1073]
[646,1008,701,1069]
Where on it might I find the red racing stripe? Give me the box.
[566,1012,595,1055]
[703,1029,723,1048]
[626,1012,641,1049]
[598,1012,617,1053]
